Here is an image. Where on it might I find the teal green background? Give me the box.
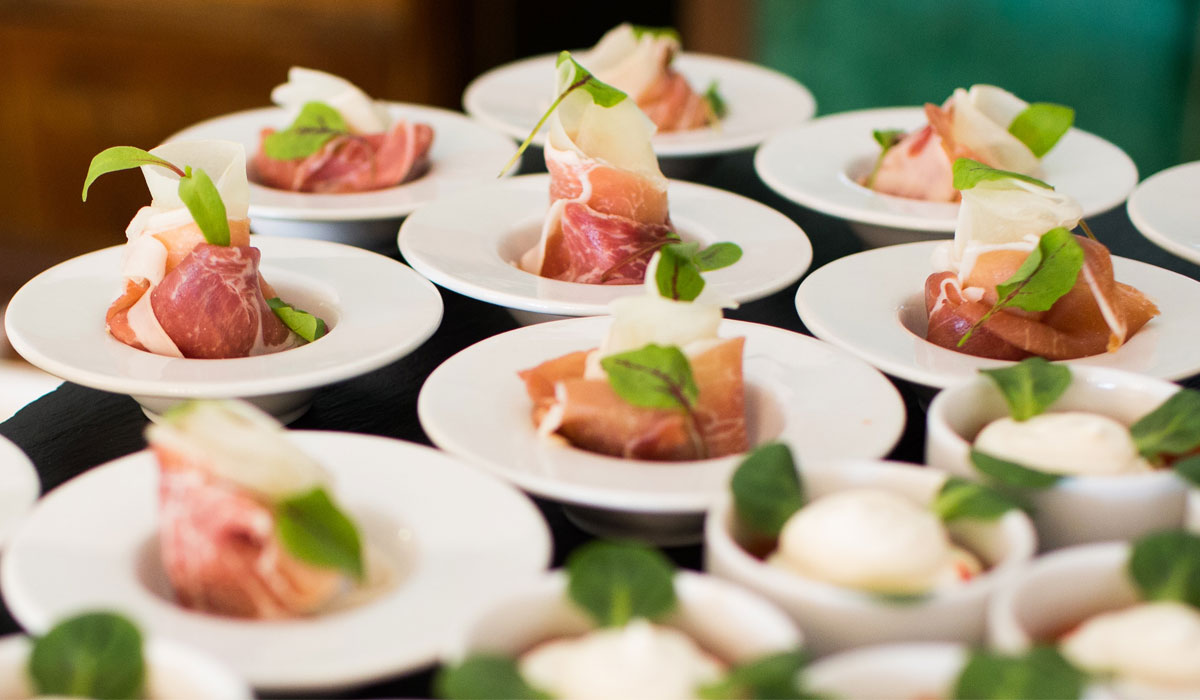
[753,0,1200,179]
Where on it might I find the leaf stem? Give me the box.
[1078,219,1098,241]
[498,75,592,178]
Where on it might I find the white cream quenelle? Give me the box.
[518,619,724,700]
[270,66,390,134]
[974,412,1153,476]
[769,489,982,594]
[1061,601,1200,698]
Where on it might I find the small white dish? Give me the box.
[0,436,38,551]
[0,633,252,699]
[1128,160,1200,266]
[805,642,967,699]
[463,53,816,158]
[167,104,518,247]
[418,315,904,545]
[4,236,443,423]
[926,365,1188,550]
[795,240,1200,388]
[1,432,552,693]
[755,107,1138,247]
[399,174,813,322]
[704,459,1037,656]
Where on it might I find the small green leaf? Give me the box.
[434,655,550,700]
[82,146,183,201]
[566,540,677,627]
[1128,530,1200,608]
[1176,455,1200,487]
[1008,103,1074,158]
[694,242,743,271]
[952,157,1053,191]
[932,477,1025,522]
[953,647,1086,700]
[864,129,907,188]
[656,243,707,301]
[267,297,327,343]
[731,443,804,539]
[1130,389,1200,461]
[704,80,727,120]
[274,486,364,581]
[177,165,231,247]
[970,449,1062,489]
[263,101,349,160]
[29,611,145,700]
[601,344,698,413]
[979,358,1072,421]
[698,649,812,700]
[630,24,682,43]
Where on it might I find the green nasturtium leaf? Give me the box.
[953,646,1086,700]
[82,146,183,201]
[267,297,328,343]
[980,358,1072,421]
[177,166,231,247]
[932,477,1026,522]
[698,649,813,700]
[29,611,145,700]
[864,129,907,188]
[434,655,550,700]
[566,540,677,627]
[263,101,349,160]
[694,242,742,271]
[1127,530,1200,608]
[600,344,698,413]
[1008,103,1074,158]
[1129,389,1200,462]
[274,486,365,581]
[952,157,1053,191]
[730,443,805,538]
[704,80,727,120]
[654,241,743,301]
[970,449,1062,489]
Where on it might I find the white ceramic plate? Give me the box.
[4,237,443,421]
[418,316,905,515]
[795,240,1200,388]
[756,107,1138,233]
[398,174,813,317]
[1128,160,1200,266]
[1,432,552,692]
[166,103,518,222]
[0,436,38,551]
[463,53,816,157]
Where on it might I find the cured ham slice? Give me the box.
[520,338,748,460]
[870,123,959,203]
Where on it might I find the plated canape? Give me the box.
[1128,160,1200,267]
[0,436,38,552]
[1,413,550,691]
[990,531,1200,699]
[437,540,801,700]
[704,445,1036,655]
[927,359,1196,549]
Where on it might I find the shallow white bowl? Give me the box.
[1,432,552,692]
[926,365,1188,550]
[755,107,1137,247]
[0,436,38,552]
[4,236,443,423]
[1128,160,1200,267]
[463,53,816,159]
[0,634,251,699]
[166,103,518,248]
[399,174,813,323]
[805,642,967,699]
[418,316,904,545]
[704,459,1037,656]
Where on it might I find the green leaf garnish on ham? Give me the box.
[601,344,704,457]
[980,358,1072,421]
[864,129,905,188]
[952,157,1052,191]
[1008,103,1074,158]
[275,486,365,582]
[704,80,727,120]
[267,297,327,343]
[263,101,350,160]
[630,24,681,43]
[655,241,743,301]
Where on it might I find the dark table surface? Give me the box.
[3,149,1199,698]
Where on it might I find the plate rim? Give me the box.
[1127,160,1200,266]
[0,435,39,552]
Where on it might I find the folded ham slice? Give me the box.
[519,337,748,460]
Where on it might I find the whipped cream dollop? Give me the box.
[147,400,328,502]
[518,619,724,700]
[974,412,1153,477]
[946,85,1040,176]
[769,488,982,594]
[270,66,390,134]
[1061,601,1200,695]
[584,23,680,102]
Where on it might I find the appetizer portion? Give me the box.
[865,85,1073,202]
[519,244,746,460]
[148,400,364,619]
[517,53,676,285]
[924,159,1157,360]
[249,67,434,193]
[583,23,721,132]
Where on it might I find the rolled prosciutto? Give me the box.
[924,164,1157,360]
[103,141,301,358]
[584,24,717,132]
[868,85,1069,202]
[520,55,676,284]
[249,67,434,193]
[148,400,357,619]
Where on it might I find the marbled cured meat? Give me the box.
[870,123,960,203]
[537,202,675,284]
[249,120,434,194]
